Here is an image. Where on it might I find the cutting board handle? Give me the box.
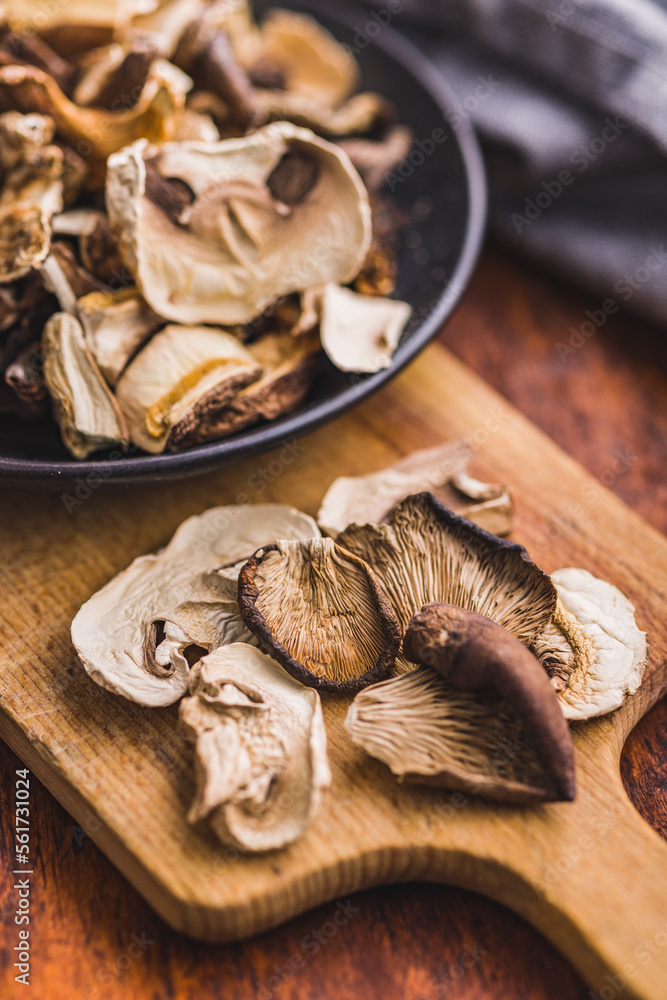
[423,746,667,1000]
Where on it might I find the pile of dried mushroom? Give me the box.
[72,443,648,852]
[0,0,414,458]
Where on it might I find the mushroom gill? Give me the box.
[338,493,557,672]
[345,665,570,804]
[238,537,401,694]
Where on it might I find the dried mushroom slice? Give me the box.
[105,122,371,325]
[0,112,64,282]
[319,283,411,373]
[400,602,575,802]
[180,643,331,853]
[4,0,160,33]
[42,312,129,459]
[317,441,513,538]
[115,324,262,453]
[253,9,358,109]
[254,90,392,138]
[77,287,164,386]
[345,666,570,804]
[238,537,401,694]
[540,568,648,721]
[71,503,321,707]
[174,330,321,445]
[0,60,188,181]
[338,493,556,672]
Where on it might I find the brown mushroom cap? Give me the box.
[403,602,575,802]
[345,664,572,805]
[238,537,401,695]
[338,493,557,672]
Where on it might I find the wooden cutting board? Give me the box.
[1,342,667,1000]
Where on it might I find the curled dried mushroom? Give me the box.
[338,493,557,673]
[0,4,414,459]
[317,441,514,538]
[105,122,372,325]
[42,312,129,459]
[71,503,320,707]
[539,567,648,720]
[180,642,330,852]
[238,537,401,694]
[345,664,571,805]
[402,602,574,801]
[115,323,262,453]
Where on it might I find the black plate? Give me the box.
[0,0,486,487]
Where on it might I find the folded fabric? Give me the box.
[360,0,667,325]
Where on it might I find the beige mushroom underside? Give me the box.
[71,503,321,707]
[180,643,330,852]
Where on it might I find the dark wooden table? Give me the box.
[1,244,666,1000]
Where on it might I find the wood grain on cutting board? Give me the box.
[1,341,666,1000]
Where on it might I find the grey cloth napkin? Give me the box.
[360,0,667,325]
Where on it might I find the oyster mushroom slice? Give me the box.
[345,666,571,805]
[319,283,411,373]
[545,568,648,721]
[115,324,262,454]
[402,603,575,802]
[71,503,321,707]
[173,330,321,446]
[42,312,129,460]
[77,287,164,386]
[105,122,371,325]
[338,493,557,672]
[180,643,331,853]
[238,537,401,695]
[317,441,514,538]
[254,9,359,108]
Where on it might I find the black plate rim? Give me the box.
[0,1,487,486]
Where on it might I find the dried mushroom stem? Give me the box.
[238,537,401,695]
[404,602,575,802]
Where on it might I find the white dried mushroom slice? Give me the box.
[77,287,164,386]
[539,567,648,721]
[317,441,513,538]
[71,503,320,707]
[180,643,331,853]
[115,324,262,453]
[338,493,557,672]
[42,312,129,459]
[345,666,569,805]
[252,9,359,108]
[105,122,371,325]
[238,537,401,694]
[319,283,411,373]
